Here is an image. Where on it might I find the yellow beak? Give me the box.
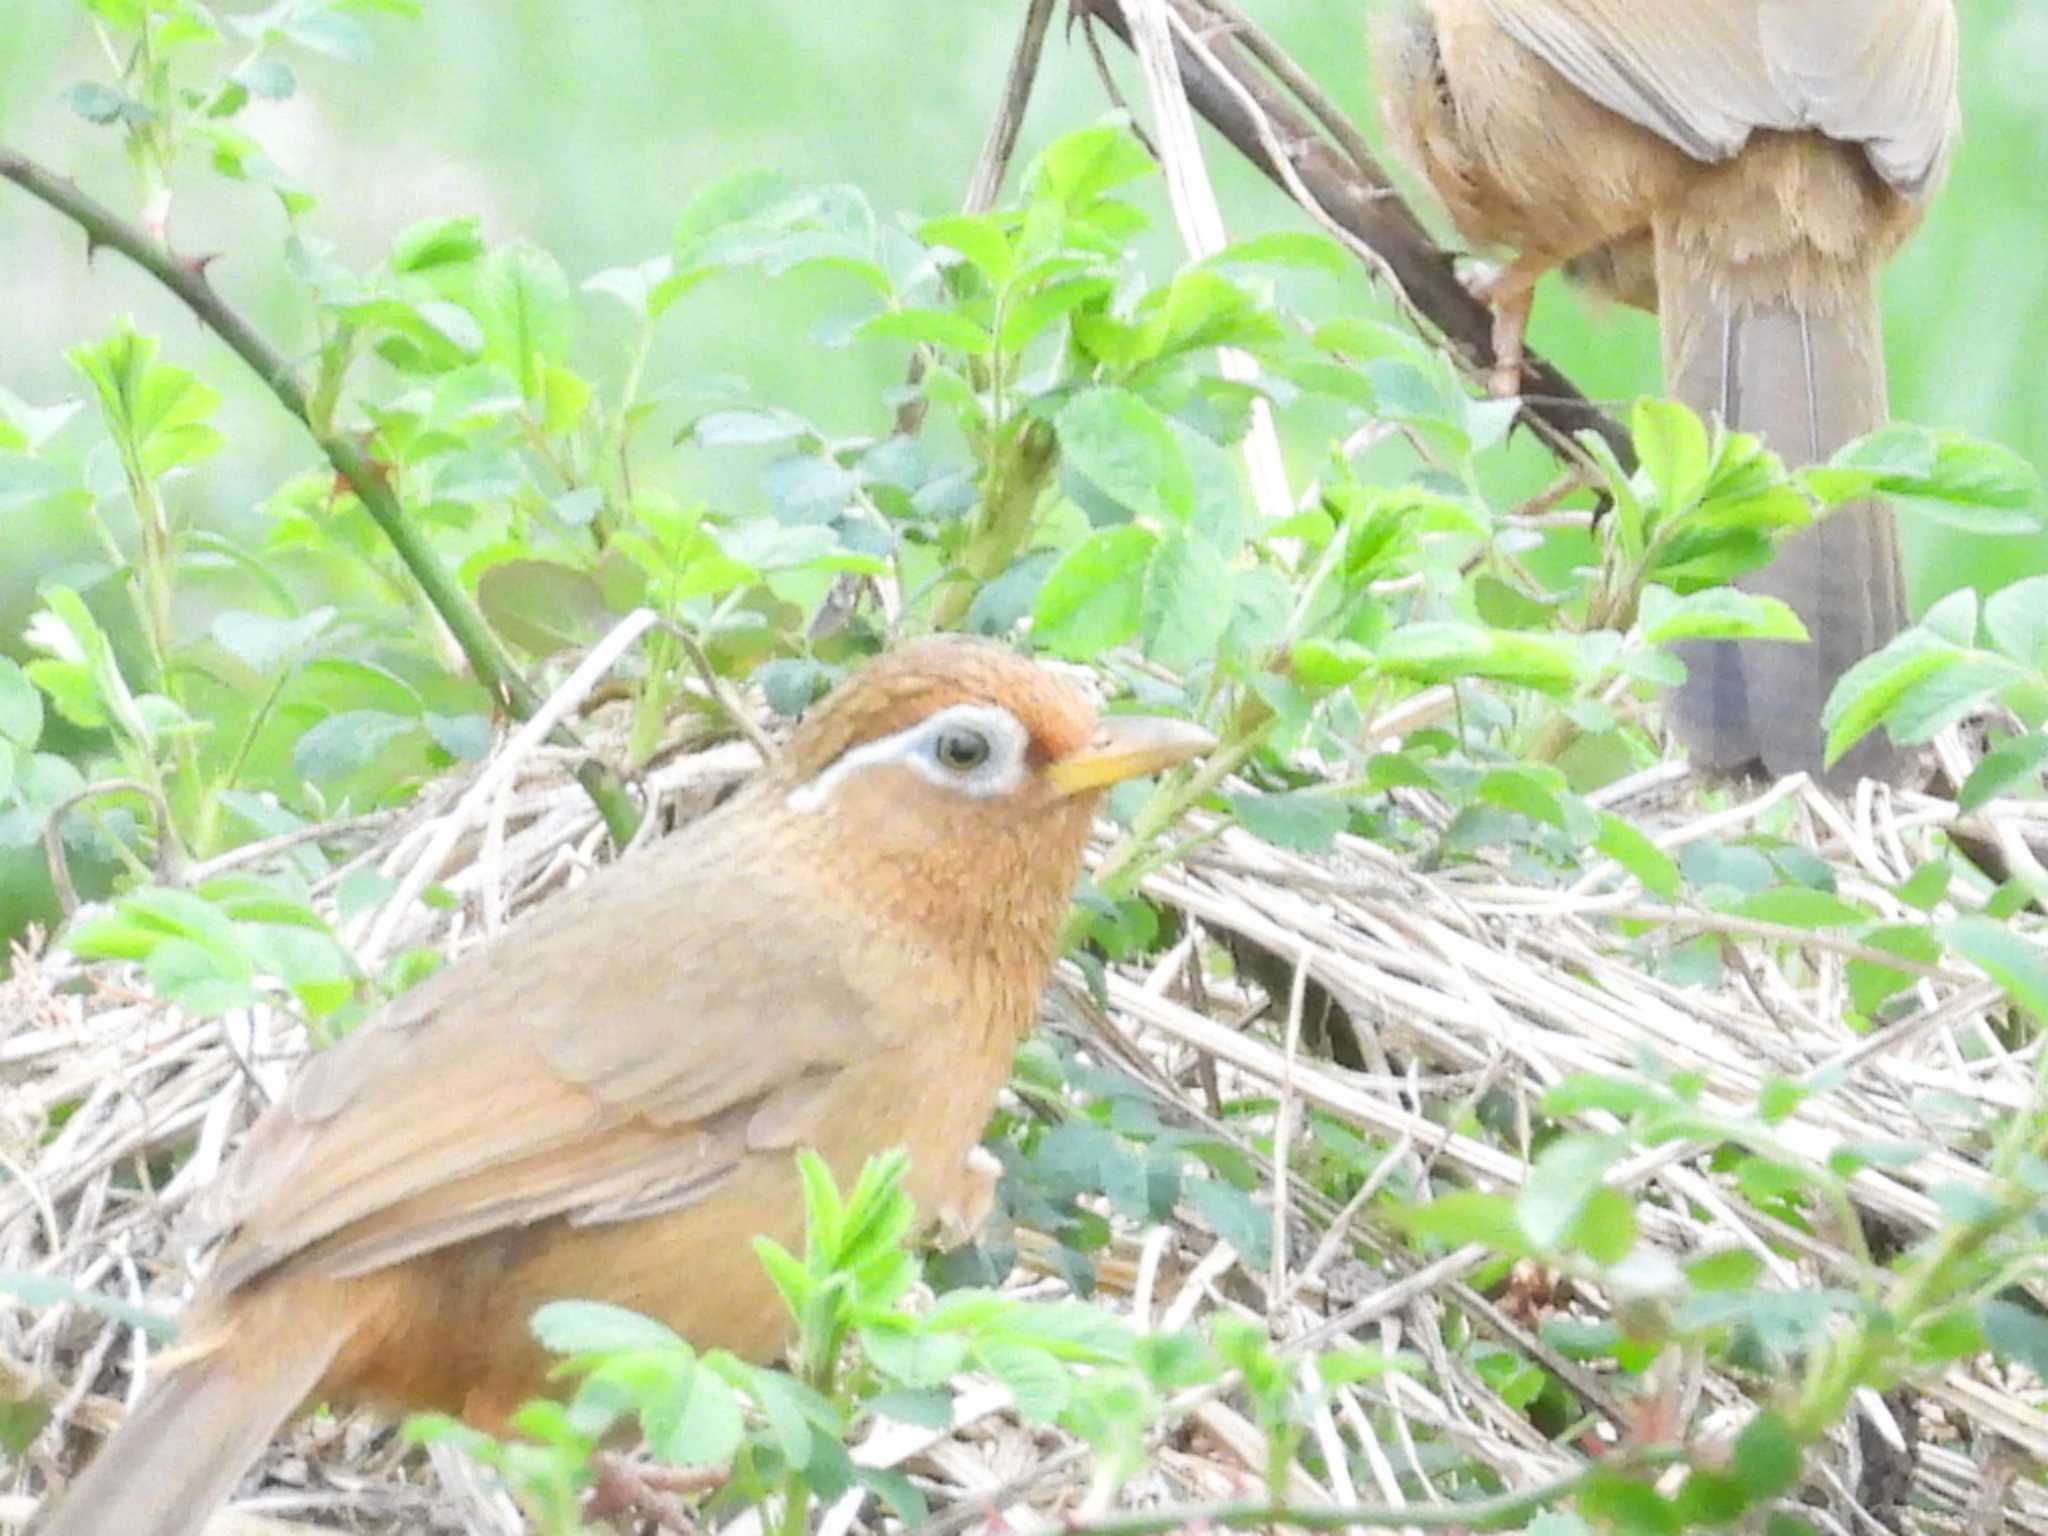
[1046,714,1217,796]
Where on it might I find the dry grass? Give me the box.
[4,646,2048,1536]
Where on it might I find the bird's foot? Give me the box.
[1482,300,1528,398]
[933,1145,1003,1249]
[1466,257,1540,399]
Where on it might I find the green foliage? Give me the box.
[413,1152,1242,1535]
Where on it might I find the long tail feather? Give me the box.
[1659,220,1906,785]
[37,1319,345,1536]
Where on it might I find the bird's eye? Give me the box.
[933,726,992,773]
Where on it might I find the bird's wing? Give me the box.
[1757,0,1958,197]
[1473,0,1957,194]
[201,812,891,1290]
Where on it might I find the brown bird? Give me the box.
[37,636,1214,1536]
[1373,0,1960,782]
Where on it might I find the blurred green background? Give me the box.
[4,1,2043,612]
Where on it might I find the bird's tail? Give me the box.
[37,1314,346,1536]
[1654,145,1908,785]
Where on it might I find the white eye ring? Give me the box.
[786,703,1031,813]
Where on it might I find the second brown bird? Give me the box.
[37,637,1214,1536]
[1375,0,1960,783]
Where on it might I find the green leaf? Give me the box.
[1671,1469,1750,1526]
[1846,924,1942,1016]
[1225,790,1347,852]
[1025,121,1154,213]
[1983,574,2048,671]
[1376,622,1581,694]
[67,321,225,476]
[281,8,371,62]
[71,889,250,985]
[1958,733,2048,811]
[860,1323,968,1387]
[1187,1179,1271,1269]
[690,407,815,448]
[1730,1410,1801,1501]
[1576,1467,1680,1536]
[1821,632,2026,765]
[974,1339,1071,1420]
[1732,887,1870,929]
[1394,1191,1529,1256]
[1032,525,1157,658]
[533,1300,685,1355]
[856,1465,930,1525]
[918,212,1014,286]
[998,276,1114,354]
[1571,1186,1636,1266]
[1827,1139,1926,1177]
[424,713,492,762]
[1825,425,2042,534]
[1594,813,1680,899]
[1875,651,2030,749]
[145,938,260,1015]
[735,1363,826,1466]
[293,710,420,782]
[1540,1074,1666,1118]
[1634,398,1711,513]
[646,1357,745,1466]
[1140,533,1232,670]
[389,215,484,274]
[584,256,678,320]
[477,244,574,401]
[1640,586,1806,645]
[68,81,134,125]
[237,57,296,100]
[1517,1133,1624,1250]
[1685,1248,1763,1291]
[858,308,993,356]
[0,657,43,748]
[1056,388,1194,526]
[209,608,336,675]
[1477,766,1569,829]
[964,549,1059,638]
[1939,917,2048,1025]
[0,753,85,849]
[674,168,797,265]
[1980,1299,2048,1376]
[477,561,611,656]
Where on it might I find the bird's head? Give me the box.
[762,636,1214,950]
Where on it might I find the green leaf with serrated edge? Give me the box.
[1033,525,1156,658]
[1056,387,1193,525]
[1141,532,1231,670]
[531,1300,684,1355]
